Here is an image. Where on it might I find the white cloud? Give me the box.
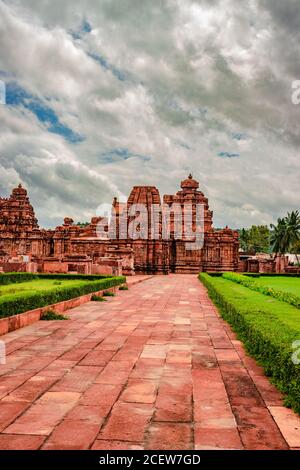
[0,0,299,229]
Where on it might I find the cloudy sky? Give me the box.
[0,0,299,229]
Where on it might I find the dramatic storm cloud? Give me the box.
[0,0,299,228]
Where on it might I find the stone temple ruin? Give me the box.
[0,175,241,275]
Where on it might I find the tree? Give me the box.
[76,222,89,228]
[270,211,300,260]
[247,225,270,254]
[239,228,250,251]
[291,239,300,265]
[239,211,300,258]
[270,218,288,254]
[285,211,300,263]
[238,225,270,254]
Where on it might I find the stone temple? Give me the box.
[0,176,240,275]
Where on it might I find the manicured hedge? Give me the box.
[38,273,111,281]
[0,272,116,285]
[206,272,300,278]
[205,272,224,277]
[222,272,300,309]
[0,272,39,285]
[242,273,261,278]
[199,273,300,414]
[0,276,125,320]
[258,273,300,277]
[245,273,300,278]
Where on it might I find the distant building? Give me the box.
[0,176,240,275]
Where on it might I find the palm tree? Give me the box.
[285,211,300,263]
[292,240,300,265]
[270,218,288,255]
[270,211,300,262]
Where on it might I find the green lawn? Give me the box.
[200,273,300,414]
[255,276,300,296]
[0,274,125,320]
[0,279,89,299]
[211,276,300,331]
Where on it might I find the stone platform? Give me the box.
[0,275,299,450]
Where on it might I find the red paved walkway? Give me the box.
[0,275,299,450]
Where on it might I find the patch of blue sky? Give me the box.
[82,20,92,33]
[218,151,240,158]
[100,148,151,163]
[6,82,84,143]
[70,19,92,40]
[88,53,127,82]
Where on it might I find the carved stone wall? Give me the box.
[0,178,240,274]
[126,186,170,274]
[0,184,51,261]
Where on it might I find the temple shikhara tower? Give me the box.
[164,175,239,273]
[0,176,240,275]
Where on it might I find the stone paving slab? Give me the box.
[0,274,299,450]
